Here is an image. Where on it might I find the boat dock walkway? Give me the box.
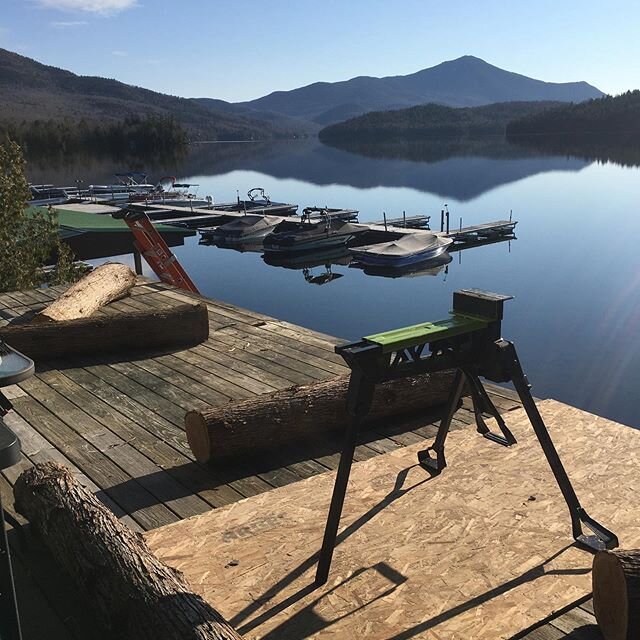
[445,219,517,241]
[0,280,596,640]
[129,202,517,247]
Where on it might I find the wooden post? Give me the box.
[14,463,243,640]
[593,549,640,640]
[133,249,143,275]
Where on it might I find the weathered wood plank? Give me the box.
[520,622,566,639]
[549,606,602,637]
[210,327,330,382]
[35,368,245,508]
[190,342,301,390]
[10,395,179,530]
[1,410,142,532]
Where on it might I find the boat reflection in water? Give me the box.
[199,227,514,286]
[351,251,452,279]
[263,246,351,285]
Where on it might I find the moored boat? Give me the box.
[352,252,452,278]
[263,218,367,253]
[349,232,453,267]
[28,184,78,206]
[213,187,298,216]
[87,172,155,202]
[200,214,286,243]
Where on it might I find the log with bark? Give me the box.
[185,370,456,463]
[14,462,243,640]
[34,263,137,323]
[593,549,640,640]
[0,301,209,360]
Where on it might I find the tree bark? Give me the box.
[1,301,209,360]
[14,462,243,640]
[186,370,456,463]
[593,549,640,640]
[34,263,137,323]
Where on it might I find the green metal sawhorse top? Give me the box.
[364,314,489,353]
[358,289,513,354]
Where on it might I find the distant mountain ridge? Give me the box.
[240,56,604,125]
[0,48,310,140]
[0,49,605,141]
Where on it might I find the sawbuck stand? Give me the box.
[315,289,618,586]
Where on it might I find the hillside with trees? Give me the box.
[0,48,310,143]
[506,91,640,136]
[0,115,188,157]
[319,101,562,142]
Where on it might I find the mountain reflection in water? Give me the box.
[25,134,640,428]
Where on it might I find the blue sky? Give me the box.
[2,0,639,102]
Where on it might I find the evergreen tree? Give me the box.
[0,138,82,293]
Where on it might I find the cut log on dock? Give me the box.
[13,462,243,640]
[593,549,640,640]
[34,263,136,323]
[185,370,456,463]
[1,301,209,360]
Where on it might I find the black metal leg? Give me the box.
[464,371,517,446]
[315,372,375,586]
[418,369,466,474]
[0,494,22,640]
[502,341,618,551]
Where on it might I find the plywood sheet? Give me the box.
[147,400,640,639]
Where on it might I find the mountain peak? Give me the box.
[241,58,603,126]
[445,55,488,64]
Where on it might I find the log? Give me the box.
[593,549,640,640]
[186,370,456,463]
[34,263,137,323]
[0,301,209,360]
[14,462,243,640]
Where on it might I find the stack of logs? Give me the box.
[0,263,209,359]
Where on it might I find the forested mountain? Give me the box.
[192,98,318,134]
[0,48,307,140]
[241,56,603,125]
[506,91,640,135]
[319,101,563,142]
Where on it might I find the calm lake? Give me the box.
[28,137,640,428]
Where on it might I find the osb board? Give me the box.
[147,400,640,640]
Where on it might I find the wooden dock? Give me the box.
[126,202,517,249]
[0,281,602,640]
[445,219,517,242]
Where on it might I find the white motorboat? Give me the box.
[201,214,286,244]
[349,233,453,267]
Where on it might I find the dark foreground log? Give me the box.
[14,463,242,640]
[186,370,456,463]
[0,301,209,360]
[593,549,640,640]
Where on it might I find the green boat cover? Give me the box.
[26,206,188,234]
